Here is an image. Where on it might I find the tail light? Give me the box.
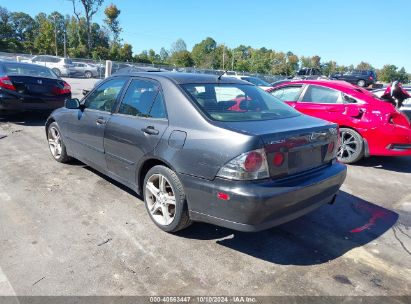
[217,148,269,180]
[53,81,71,95]
[0,76,16,90]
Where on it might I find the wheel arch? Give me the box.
[45,116,56,135]
[339,125,369,157]
[137,157,178,195]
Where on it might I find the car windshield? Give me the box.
[182,83,300,122]
[241,77,271,87]
[2,63,58,78]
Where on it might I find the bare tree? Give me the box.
[69,0,103,56]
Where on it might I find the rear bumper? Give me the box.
[180,162,347,232]
[366,124,411,156]
[0,93,69,111]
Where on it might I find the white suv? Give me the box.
[27,55,75,77]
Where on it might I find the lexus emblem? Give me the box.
[37,80,42,84]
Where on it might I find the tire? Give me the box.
[357,79,366,87]
[47,122,71,163]
[337,128,364,164]
[84,71,92,78]
[143,165,192,232]
[52,68,61,77]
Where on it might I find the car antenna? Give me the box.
[217,70,228,80]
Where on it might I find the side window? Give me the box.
[149,92,167,119]
[270,86,303,101]
[84,78,127,112]
[301,85,341,103]
[118,79,159,117]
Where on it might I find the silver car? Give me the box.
[72,62,100,78]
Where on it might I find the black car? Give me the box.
[0,60,71,113]
[331,70,377,87]
[294,68,323,80]
[46,72,346,233]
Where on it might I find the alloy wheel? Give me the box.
[48,126,62,159]
[338,130,360,162]
[145,174,176,226]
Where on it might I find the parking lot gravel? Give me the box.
[0,78,410,297]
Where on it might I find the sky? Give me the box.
[2,0,411,70]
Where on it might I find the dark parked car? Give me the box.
[0,60,71,113]
[46,72,346,232]
[331,70,377,87]
[294,68,324,80]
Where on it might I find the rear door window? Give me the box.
[270,85,303,101]
[118,79,166,118]
[301,85,342,103]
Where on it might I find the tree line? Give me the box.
[0,2,408,83]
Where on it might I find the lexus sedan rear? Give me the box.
[45,72,346,232]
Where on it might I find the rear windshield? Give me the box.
[182,83,300,122]
[2,63,58,78]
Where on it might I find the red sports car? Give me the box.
[267,80,411,163]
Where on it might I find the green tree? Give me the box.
[310,55,321,68]
[286,51,299,75]
[171,50,194,67]
[170,38,187,54]
[70,0,104,56]
[10,12,36,52]
[33,13,55,54]
[378,64,399,82]
[119,43,132,61]
[104,3,121,43]
[159,47,169,63]
[191,37,217,68]
[322,61,338,76]
[356,61,373,70]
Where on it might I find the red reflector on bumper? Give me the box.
[217,192,230,201]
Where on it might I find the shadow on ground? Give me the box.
[81,163,398,266]
[177,191,398,266]
[0,111,51,127]
[353,156,411,173]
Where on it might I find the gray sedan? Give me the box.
[45,72,346,232]
[72,62,100,78]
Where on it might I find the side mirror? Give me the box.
[65,98,80,109]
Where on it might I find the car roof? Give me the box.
[277,79,363,91]
[113,71,248,85]
[0,60,52,69]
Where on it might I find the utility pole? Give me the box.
[52,15,58,56]
[63,32,67,58]
[231,51,235,71]
[222,44,225,70]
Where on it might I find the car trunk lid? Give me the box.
[221,115,339,178]
[7,76,69,97]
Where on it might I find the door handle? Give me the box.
[96,117,107,125]
[142,126,159,135]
